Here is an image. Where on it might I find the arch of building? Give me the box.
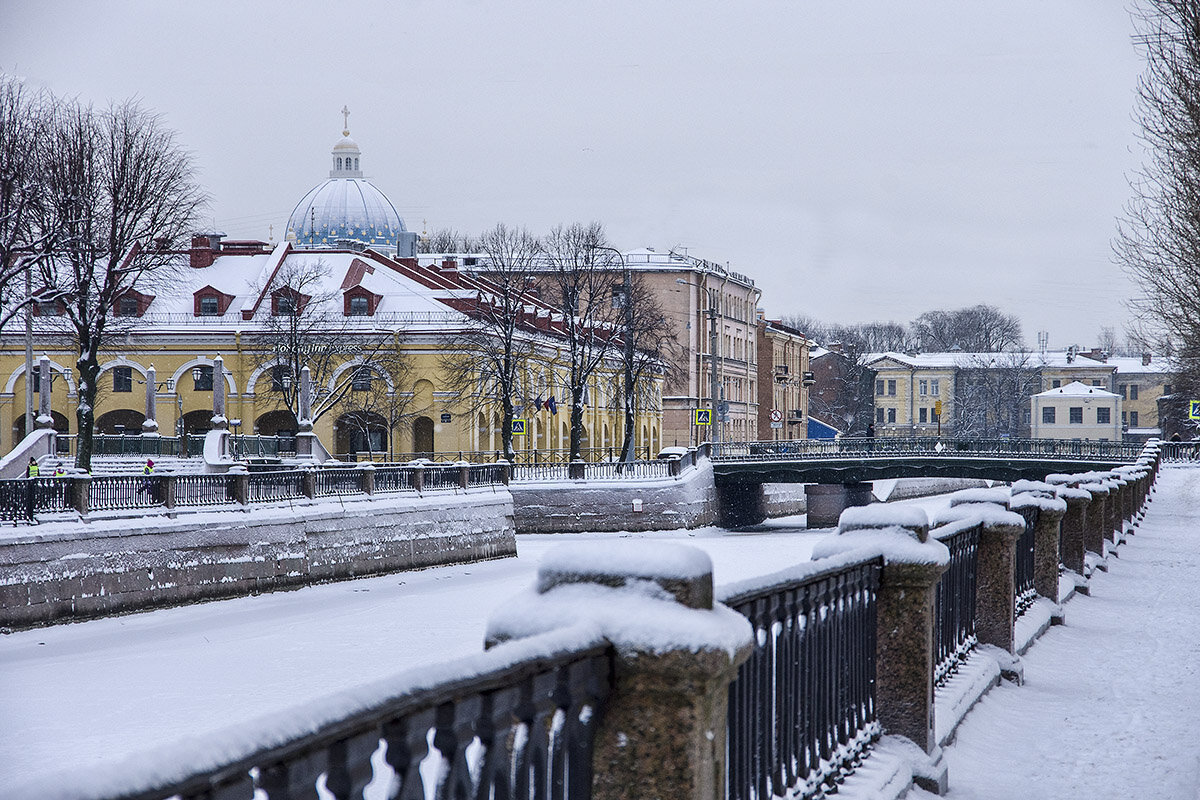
[95,409,147,435]
[328,359,397,394]
[334,410,388,455]
[255,409,298,436]
[12,409,70,441]
[169,357,238,396]
[4,359,77,395]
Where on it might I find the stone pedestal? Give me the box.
[1081,485,1108,556]
[1031,505,1065,601]
[1060,493,1090,576]
[804,482,873,528]
[976,517,1024,654]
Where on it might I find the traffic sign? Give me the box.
[769,408,783,422]
[511,418,527,435]
[1190,400,1200,421]
[934,400,943,415]
[695,409,712,425]
[770,421,783,429]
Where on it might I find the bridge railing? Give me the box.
[1158,441,1200,461]
[932,520,981,686]
[721,555,882,800]
[102,630,614,800]
[0,478,71,522]
[1014,506,1038,617]
[712,437,1145,462]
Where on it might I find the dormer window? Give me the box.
[193,286,234,317]
[112,289,154,317]
[117,296,139,317]
[36,299,63,316]
[271,287,308,317]
[199,296,220,315]
[343,285,381,316]
[276,294,297,315]
[349,296,369,316]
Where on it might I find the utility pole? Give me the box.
[707,296,720,446]
[24,257,33,438]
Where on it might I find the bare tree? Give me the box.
[418,227,482,254]
[543,222,623,460]
[1096,326,1120,358]
[953,352,1041,438]
[807,341,877,436]
[1117,0,1200,426]
[34,99,205,470]
[910,305,1023,352]
[248,258,401,428]
[439,223,543,460]
[333,351,415,459]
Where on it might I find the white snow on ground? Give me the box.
[910,465,1200,800]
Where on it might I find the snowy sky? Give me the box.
[1,1,1147,348]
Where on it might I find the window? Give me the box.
[1122,411,1128,426]
[876,380,885,396]
[876,407,885,423]
[1069,406,1083,424]
[930,379,940,396]
[1092,379,1103,387]
[30,365,40,393]
[919,380,928,396]
[887,379,896,396]
[37,299,61,315]
[348,296,369,316]
[116,296,139,317]
[354,158,359,170]
[919,407,928,423]
[194,365,214,392]
[1119,384,1127,400]
[275,294,297,316]
[1129,384,1139,400]
[1097,407,1111,424]
[1165,384,1174,395]
[610,286,627,309]
[337,157,343,170]
[887,408,896,423]
[1052,379,1061,388]
[351,367,372,391]
[113,366,132,393]
[271,365,290,392]
[1130,411,1139,427]
[199,295,220,316]
[1043,407,1056,424]
[932,408,940,423]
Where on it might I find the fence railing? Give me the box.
[90,475,165,511]
[510,459,675,482]
[382,445,655,465]
[1014,506,1038,617]
[314,467,365,497]
[248,470,306,503]
[0,478,71,522]
[174,474,237,507]
[933,522,981,686]
[1158,441,1200,461]
[422,464,464,491]
[466,463,507,486]
[373,466,417,493]
[113,635,614,800]
[712,437,1145,463]
[722,556,882,800]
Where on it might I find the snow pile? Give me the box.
[948,487,1011,508]
[837,504,929,534]
[718,548,884,604]
[812,527,949,568]
[932,504,1025,530]
[1009,493,1067,514]
[537,540,712,583]
[1010,479,1057,496]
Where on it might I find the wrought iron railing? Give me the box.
[0,478,71,522]
[315,467,366,497]
[423,464,463,491]
[387,445,653,465]
[248,470,306,503]
[373,466,417,493]
[1014,506,1038,617]
[467,464,507,486]
[722,556,882,800]
[510,460,674,482]
[58,434,185,458]
[511,463,572,482]
[89,475,165,511]
[232,434,297,459]
[1158,441,1200,461]
[174,474,238,507]
[933,522,981,685]
[113,635,613,800]
[712,437,1145,463]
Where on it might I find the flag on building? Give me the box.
[534,395,544,412]
[547,396,558,415]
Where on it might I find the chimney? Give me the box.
[1143,351,1152,366]
[189,233,223,269]
[441,258,457,272]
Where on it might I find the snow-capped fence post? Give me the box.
[1057,486,1091,578]
[230,466,250,506]
[822,505,950,775]
[1080,482,1109,557]
[412,464,424,493]
[301,466,317,499]
[973,511,1024,657]
[358,462,375,495]
[568,459,586,480]
[70,474,90,516]
[486,541,753,800]
[1011,484,1066,604]
[458,461,469,490]
[161,474,177,511]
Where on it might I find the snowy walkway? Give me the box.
[916,465,1200,800]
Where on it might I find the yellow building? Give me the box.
[866,353,955,436]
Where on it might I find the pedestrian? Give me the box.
[866,423,876,438]
[25,457,39,478]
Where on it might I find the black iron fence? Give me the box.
[423,465,464,492]
[90,475,165,511]
[115,635,614,800]
[374,466,417,493]
[1014,507,1038,617]
[467,464,507,486]
[314,467,366,497]
[722,556,882,800]
[713,437,1145,463]
[248,470,306,503]
[0,478,70,522]
[1158,441,1199,461]
[174,474,237,507]
[382,445,655,465]
[933,522,981,686]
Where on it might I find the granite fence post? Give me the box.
[359,463,375,495]
[974,513,1024,655]
[1081,483,1109,558]
[71,474,90,516]
[301,468,317,499]
[1029,502,1064,602]
[1058,490,1090,577]
[413,465,424,493]
[162,474,177,511]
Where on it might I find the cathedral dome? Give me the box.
[285,111,415,255]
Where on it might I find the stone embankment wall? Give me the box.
[511,460,718,533]
[0,488,514,629]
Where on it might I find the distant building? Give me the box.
[1030,381,1121,441]
[1091,353,1171,439]
[755,316,812,441]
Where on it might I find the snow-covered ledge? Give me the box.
[0,428,56,479]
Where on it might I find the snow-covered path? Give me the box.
[922,466,1200,800]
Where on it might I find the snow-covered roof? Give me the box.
[866,351,1120,371]
[1033,381,1119,398]
[1103,356,1173,375]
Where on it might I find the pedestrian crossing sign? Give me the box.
[1189,401,1200,421]
[695,409,712,425]
[512,418,527,435]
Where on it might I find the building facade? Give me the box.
[755,317,812,441]
[1030,382,1122,441]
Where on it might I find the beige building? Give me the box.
[1030,381,1121,441]
[755,317,812,441]
[1093,354,1172,438]
[865,354,955,436]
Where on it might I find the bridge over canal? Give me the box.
[710,437,1145,526]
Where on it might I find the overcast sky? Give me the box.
[2,1,1148,349]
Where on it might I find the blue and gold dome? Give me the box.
[285,114,416,256]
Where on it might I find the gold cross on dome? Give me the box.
[341,105,351,136]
